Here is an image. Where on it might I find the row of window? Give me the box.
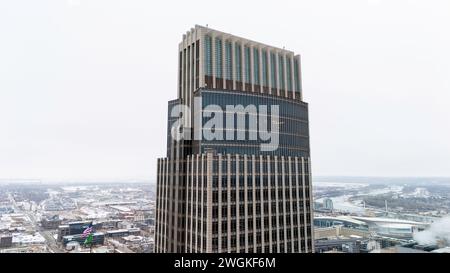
[211,238,311,253]
[197,90,310,157]
[200,89,308,118]
[204,35,301,93]
[185,221,312,247]
[211,188,309,202]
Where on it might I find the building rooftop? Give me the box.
[12,233,45,245]
[122,235,144,243]
[106,229,128,234]
[109,205,132,212]
[314,216,368,226]
[68,220,92,225]
[352,216,426,226]
[184,25,298,55]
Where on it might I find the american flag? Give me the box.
[81,224,93,238]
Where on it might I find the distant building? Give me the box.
[314,215,428,240]
[119,235,144,244]
[372,235,413,249]
[314,216,369,230]
[342,241,362,253]
[98,219,120,229]
[106,229,129,238]
[67,221,94,235]
[315,238,363,253]
[57,225,70,242]
[314,226,370,253]
[106,228,141,238]
[128,228,141,236]
[57,221,97,241]
[117,221,133,230]
[0,235,13,248]
[62,232,105,246]
[323,198,333,211]
[314,226,370,240]
[0,206,14,215]
[351,216,428,239]
[313,202,323,210]
[41,215,62,230]
[11,233,45,246]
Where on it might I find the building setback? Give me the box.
[155,25,313,253]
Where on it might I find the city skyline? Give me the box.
[1,0,450,182]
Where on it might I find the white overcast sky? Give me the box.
[1,0,449,182]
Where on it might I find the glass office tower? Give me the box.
[155,25,313,253]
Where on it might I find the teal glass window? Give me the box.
[235,44,242,82]
[215,38,223,78]
[253,48,260,85]
[225,42,233,80]
[278,55,285,90]
[204,35,212,76]
[262,50,268,87]
[270,52,277,89]
[244,46,251,84]
[294,59,300,92]
[286,57,292,91]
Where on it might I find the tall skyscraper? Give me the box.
[155,25,313,253]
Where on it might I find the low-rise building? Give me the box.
[57,225,70,242]
[106,229,129,238]
[11,233,46,246]
[62,232,105,246]
[41,215,62,230]
[106,228,141,238]
[0,234,13,248]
